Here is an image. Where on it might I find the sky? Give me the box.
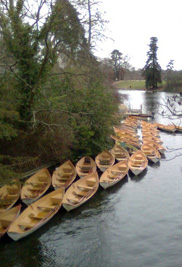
[94,0,182,70]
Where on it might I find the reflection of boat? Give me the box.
[0,179,21,214]
[0,204,21,238]
[76,156,97,178]
[8,188,64,241]
[62,171,99,211]
[21,168,52,205]
[100,160,129,189]
[52,160,77,190]
[141,144,161,163]
[128,150,148,176]
[95,150,115,172]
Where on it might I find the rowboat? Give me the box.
[110,144,130,161]
[174,125,182,132]
[0,179,21,214]
[0,204,21,238]
[110,135,141,148]
[52,160,77,190]
[156,123,176,133]
[75,156,97,178]
[62,171,99,211]
[142,136,163,145]
[142,129,160,138]
[8,188,64,241]
[116,141,139,155]
[21,168,52,205]
[128,150,148,176]
[142,139,166,154]
[113,126,139,138]
[95,150,115,172]
[100,160,129,189]
[141,144,161,163]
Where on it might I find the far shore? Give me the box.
[112,80,166,91]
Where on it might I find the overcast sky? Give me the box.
[94,0,182,70]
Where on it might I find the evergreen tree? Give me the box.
[111,49,123,81]
[142,37,162,89]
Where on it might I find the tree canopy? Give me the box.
[0,0,120,183]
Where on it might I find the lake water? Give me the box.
[1,90,182,267]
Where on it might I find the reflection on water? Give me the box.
[1,90,182,267]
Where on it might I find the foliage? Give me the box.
[0,0,120,183]
[164,61,182,91]
[142,37,162,89]
[0,0,87,122]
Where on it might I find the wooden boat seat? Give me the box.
[118,166,127,171]
[72,190,88,197]
[29,211,49,220]
[110,170,121,174]
[62,168,73,175]
[56,176,69,181]
[18,222,35,230]
[77,185,93,191]
[0,199,12,206]
[131,162,143,167]
[80,165,91,171]
[6,194,18,199]
[51,196,62,205]
[37,174,48,182]
[0,219,11,228]
[108,175,118,180]
[28,187,43,192]
[99,160,110,165]
[67,197,80,204]
[86,178,96,186]
[55,181,65,186]
[132,159,144,162]
[37,205,55,211]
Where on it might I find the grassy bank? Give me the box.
[113,80,167,90]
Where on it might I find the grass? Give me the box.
[113,80,167,90]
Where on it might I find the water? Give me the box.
[1,90,182,267]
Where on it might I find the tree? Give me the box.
[111,49,123,81]
[0,0,120,182]
[71,0,108,50]
[0,0,87,123]
[142,37,162,89]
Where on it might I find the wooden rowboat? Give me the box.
[141,144,161,163]
[156,123,176,133]
[0,179,21,214]
[110,144,130,161]
[52,160,77,190]
[128,150,148,176]
[95,150,115,172]
[21,168,52,205]
[142,136,163,145]
[8,188,64,241]
[100,160,129,189]
[62,171,99,211]
[75,156,97,178]
[142,139,166,154]
[0,204,21,238]
[174,125,182,132]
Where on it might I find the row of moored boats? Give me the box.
[0,117,178,241]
